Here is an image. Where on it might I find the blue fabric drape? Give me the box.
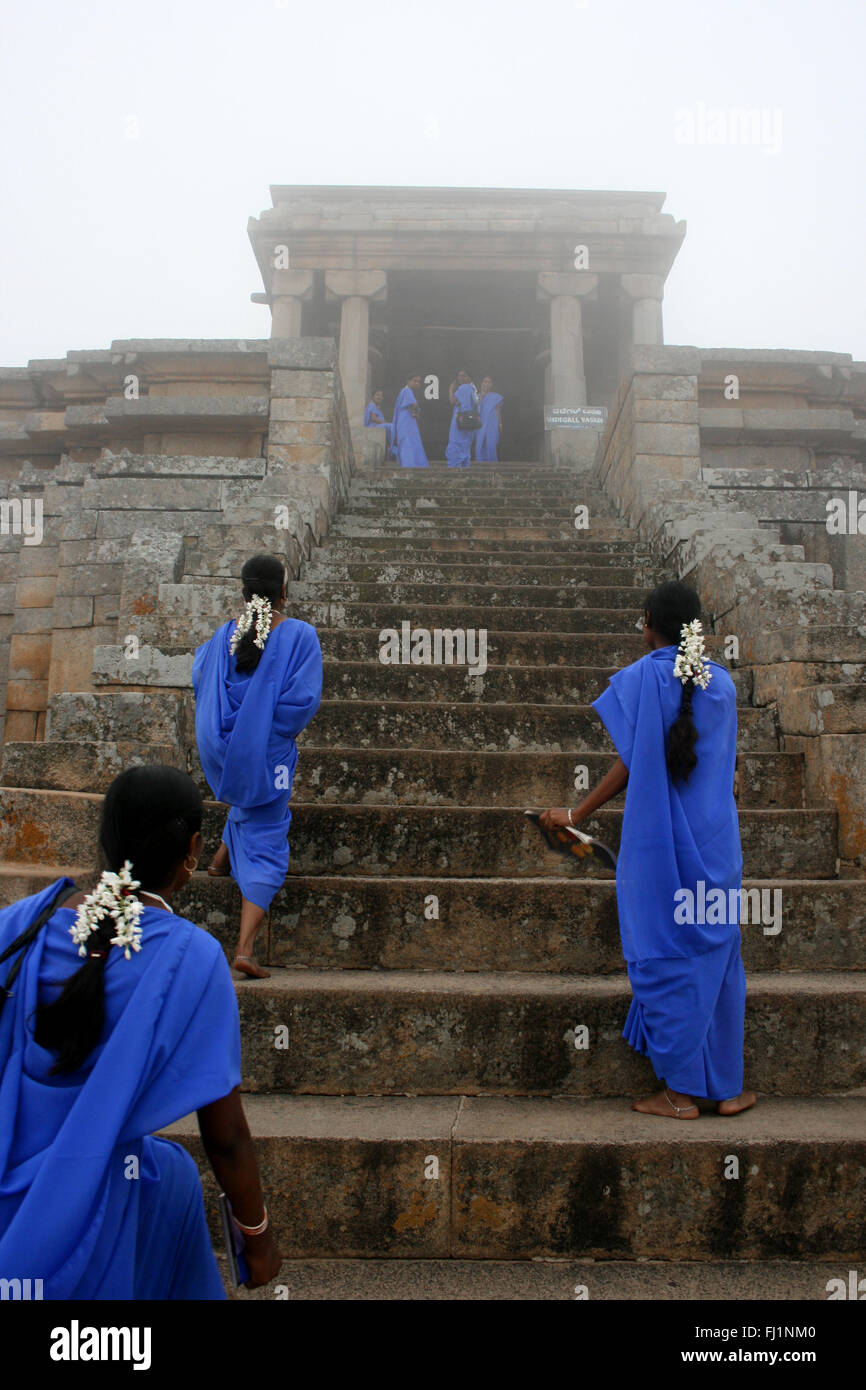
[445,382,477,468]
[475,391,503,461]
[392,387,429,468]
[364,401,393,453]
[193,618,323,910]
[0,883,241,1298]
[592,646,746,1098]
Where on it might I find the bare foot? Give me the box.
[716,1091,757,1116]
[632,1088,699,1119]
[232,955,271,980]
[208,844,231,877]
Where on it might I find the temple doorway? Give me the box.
[372,270,547,461]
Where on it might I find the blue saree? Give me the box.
[592,646,746,1100]
[193,617,323,911]
[475,391,503,461]
[0,880,241,1299]
[364,400,393,454]
[393,387,429,468]
[445,383,477,468]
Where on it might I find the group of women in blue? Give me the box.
[0,566,754,1301]
[365,371,504,467]
[540,580,755,1118]
[0,551,322,1297]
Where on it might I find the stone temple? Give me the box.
[0,185,864,1298]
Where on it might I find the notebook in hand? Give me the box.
[218,1191,250,1289]
[524,810,618,871]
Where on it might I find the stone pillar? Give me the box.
[270,270,315,339]
[537,272,599,467]
[324,271,388,437]
[620,273,665,346]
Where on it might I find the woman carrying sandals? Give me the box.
[193,554,323,979]
[540,581,756,1119]
[0,766,280,1297]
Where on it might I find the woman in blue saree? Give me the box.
[364,388,394,456]
[0,765,280,1298]
[392,373,429,469]
[445,368,478,469]
[475,376,504,462]
[193,553,323,979]
[540,581,755,1118]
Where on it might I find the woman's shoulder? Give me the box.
[162,910,226,971]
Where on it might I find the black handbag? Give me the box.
[0,880,78,1022]
[457,384,481,430]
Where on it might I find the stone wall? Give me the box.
[597,345,866,870]
[0,338,354,748]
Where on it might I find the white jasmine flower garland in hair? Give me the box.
[230,594,272,654]
[69,860,144,961]
[673,619,713,690]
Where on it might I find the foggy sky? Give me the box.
[1,0,863,365]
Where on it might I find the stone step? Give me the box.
[330,521,621,541]
[90,632,654,685]
[304,603,646,636]
[207,556,651,587]
[220,1257,860,1302]
[226,968,865,1095]
[320,630,712,667]
[162,1094,866,1259]
[287,581,645,611]
[294,700,779,753]
[259,874,866,974]
[46,689,186,743]
[319,536,651,558]
[0,790,837,879]
[145,603,651,645]
[1,867,860,975]
[317,660,753,707]
[94,451,267,480]
[342,499,599,520]
[0,741,179,793]
[0,742,797,809]
[291,747,797,808]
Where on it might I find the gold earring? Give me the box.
[184,855,199,875]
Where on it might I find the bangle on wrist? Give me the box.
[233,1205,268,1237]
[568,808,576,826]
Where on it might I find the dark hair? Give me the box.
[234,553,286,674]
[644,581,704,783]
[33,766,203,1075]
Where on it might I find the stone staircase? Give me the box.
[1,456,864,1297]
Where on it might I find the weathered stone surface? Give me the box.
[161,1095,865,1260]
[231,968,863,1096]
[46,690,184,743]
[267,340,338,370]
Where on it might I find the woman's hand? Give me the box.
[243,1227,282,1288]
[538,808,574,830]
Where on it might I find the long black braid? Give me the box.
[644,581,704,782]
